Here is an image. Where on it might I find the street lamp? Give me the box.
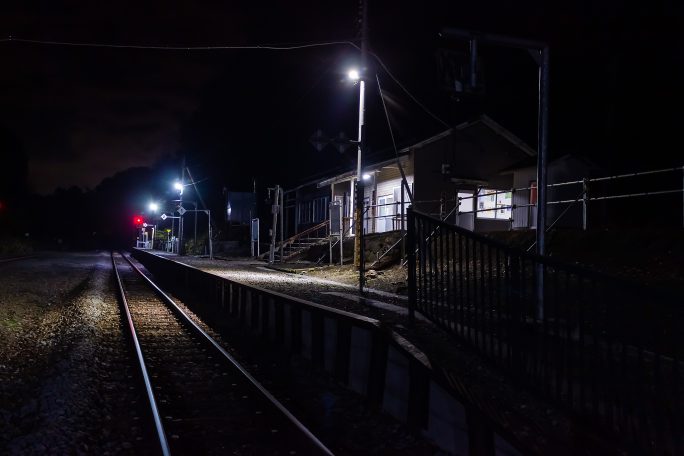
[174,181,184,254]
[149,202,159,212]
[348,69,360,81]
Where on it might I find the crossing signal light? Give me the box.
[134,215,144,226]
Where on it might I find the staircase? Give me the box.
[273,220,329,262]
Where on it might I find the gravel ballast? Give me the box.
[0,252,155,455]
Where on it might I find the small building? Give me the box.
[499,154,597,229]
[317,154,414,236]
[409,115,537,232]
[285,115,561,238]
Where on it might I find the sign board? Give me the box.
[177,206,186,216]
[251,218,259,241]
[329,201,342,235]
[161,213,167,220]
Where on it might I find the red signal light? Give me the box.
[134,215,144,226]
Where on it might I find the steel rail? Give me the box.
[0,255,35,263]
[120,252,335,456]
[111,252,171,456]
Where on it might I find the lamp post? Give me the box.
[174,181,184,255]
[148,202,159,250]
[348,68,366,294]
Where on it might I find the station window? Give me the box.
[476,188,512,220]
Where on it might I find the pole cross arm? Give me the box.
[440,27,547,51]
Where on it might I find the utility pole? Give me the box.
[354,0,369,294]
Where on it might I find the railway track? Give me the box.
[111,251,333,455]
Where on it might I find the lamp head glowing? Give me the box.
[362,173,372,181]
[149,202,159,212]
[348,69,360,81]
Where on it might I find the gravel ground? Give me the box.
[0,252,154,455]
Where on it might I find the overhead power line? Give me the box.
[370,51,451,128]
[2,35,449,129]
[1,36,359,51]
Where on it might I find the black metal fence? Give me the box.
[406,208,683,452]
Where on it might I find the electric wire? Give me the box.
[376,73,413,202]
[2,36,359,51]
[3,35,449,130]
[369,51,451,128]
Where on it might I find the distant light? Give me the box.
[362,173,372,181]
[149,202,159,212]
[173,182,183,193]
[348,69,360,81]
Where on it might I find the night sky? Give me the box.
[1,1,682,243]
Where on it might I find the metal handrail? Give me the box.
[278,220,329,257]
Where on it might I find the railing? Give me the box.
[276,220,329,261]
[407,207,684,452]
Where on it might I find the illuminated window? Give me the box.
[477,188,512,220]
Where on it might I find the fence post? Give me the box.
[401,184,406,260]
[509,250,522,377]
[407,206,416,326]
[582,177,589,231]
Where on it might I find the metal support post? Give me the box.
[269,186,279,264]
[582,177,589,231]
[339,203,343,266]
[469,38,478,89]
[279,187,284,262]
[406,206,416,326]
[535,46,550,320]
[400,184,405,260]
[207,210,213,260]
[179,158,185,255]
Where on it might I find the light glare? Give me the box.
[348,69,360,81]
